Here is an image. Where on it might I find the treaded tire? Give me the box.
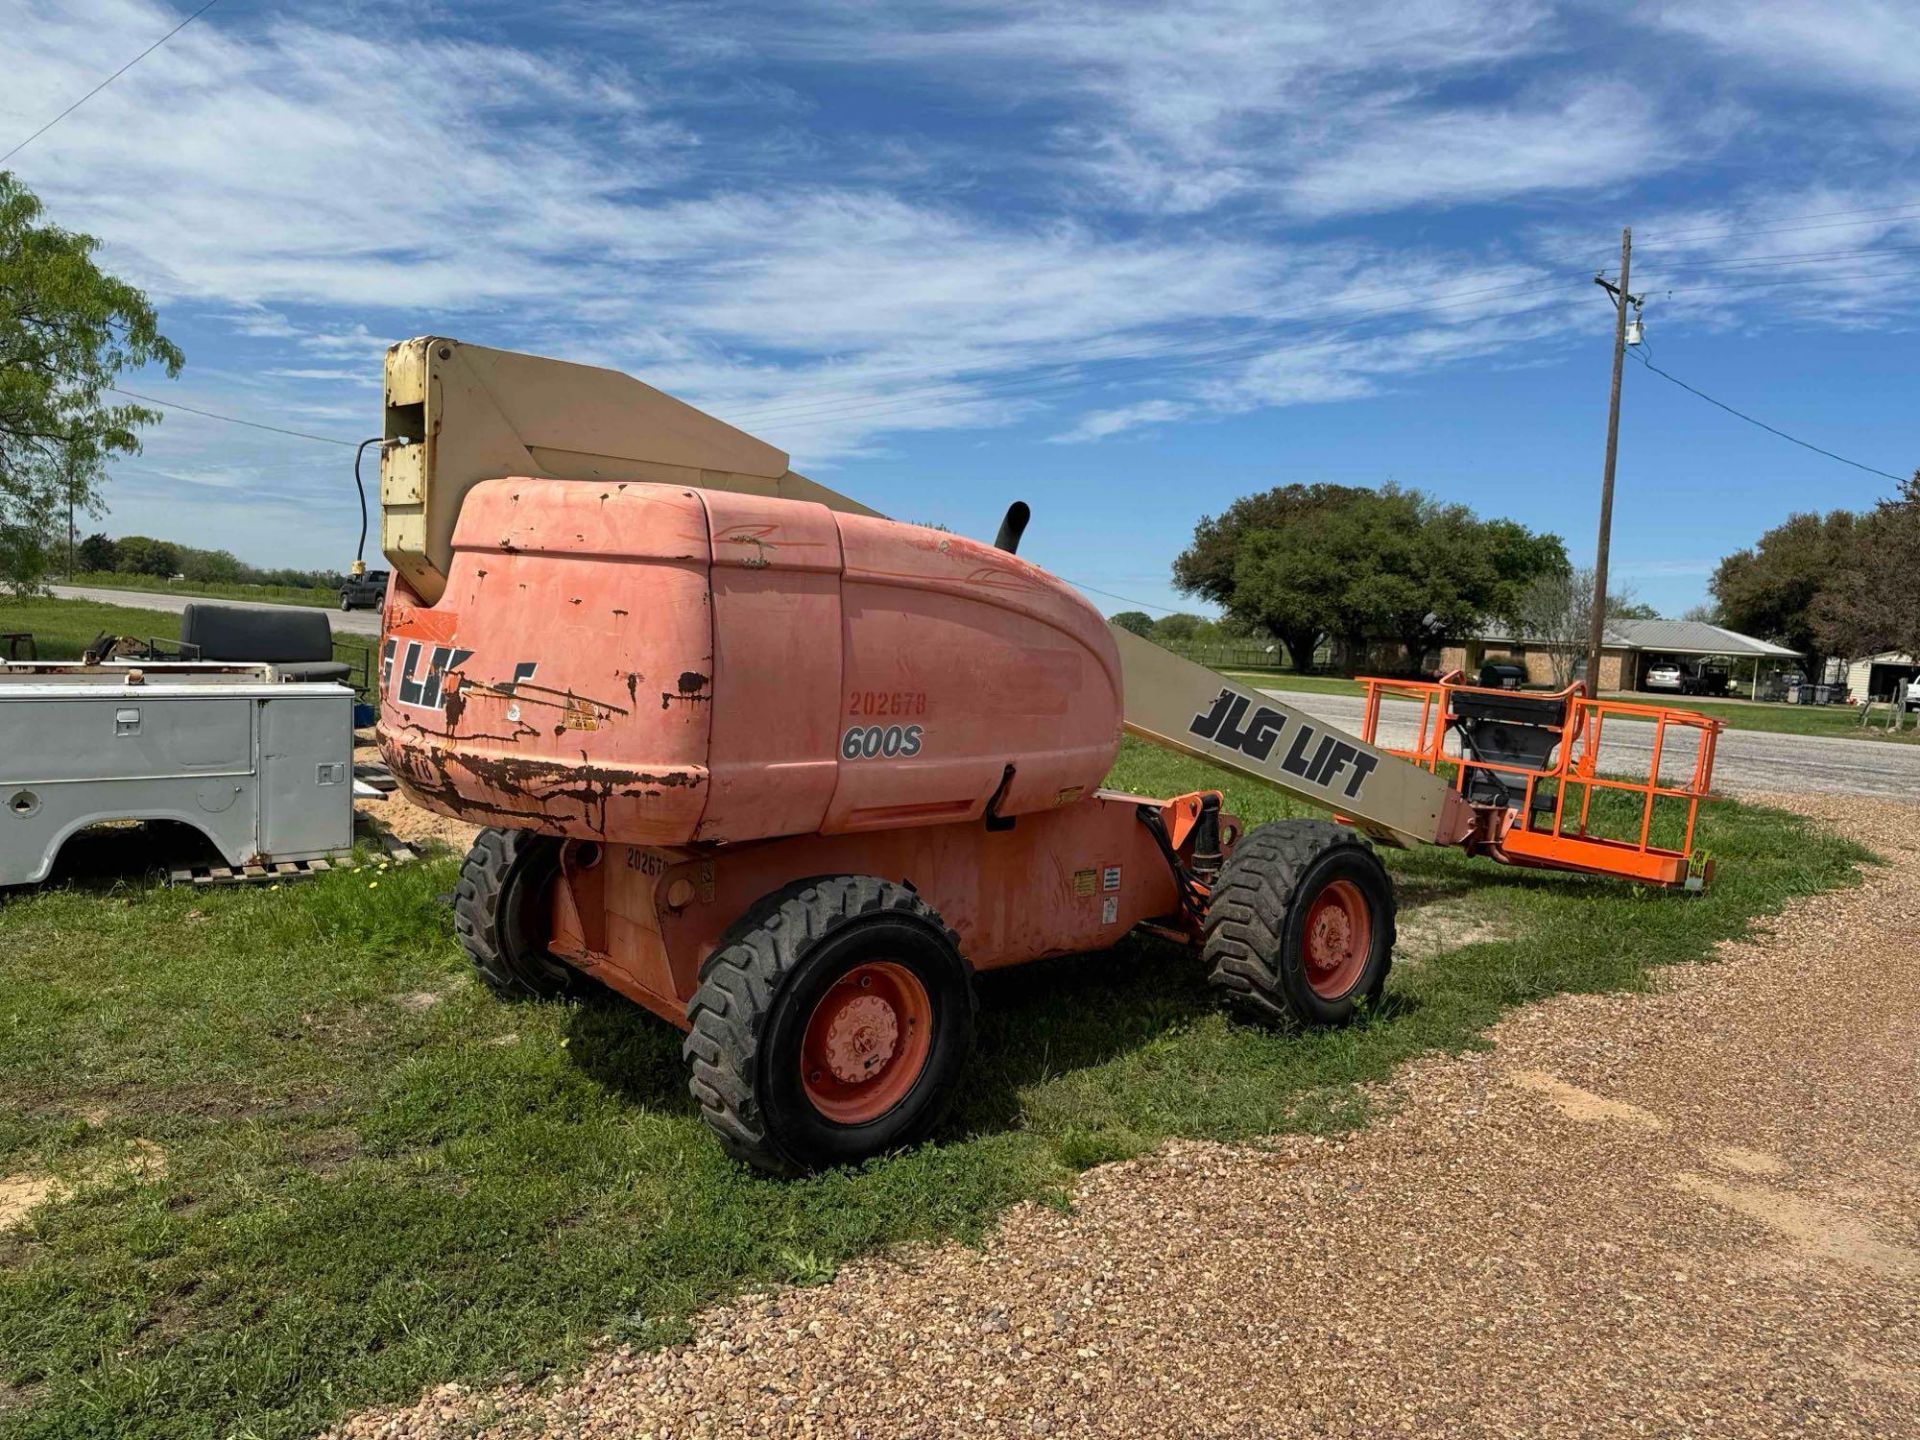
[1203,819,1396,1028]
[454,828,583,1000]
[683,876,974,1176]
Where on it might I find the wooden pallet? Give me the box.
[353,761,399,802]
[171,856,340,887]
[169,833,417,887]
[376,831,418,864]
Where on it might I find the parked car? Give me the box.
[1680,661,1730,697]
[339,569,389,611]
[1643,661,1683,692]
[1906,677,1920,713]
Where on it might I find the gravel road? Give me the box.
[336,792,1920,1440]
[1267,686,1920,801]
[47,583,381,636]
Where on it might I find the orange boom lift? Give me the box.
[373,338,1722,1174]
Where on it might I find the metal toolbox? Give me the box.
[0,662,353,886]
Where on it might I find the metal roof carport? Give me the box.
[1604,620,1803,699]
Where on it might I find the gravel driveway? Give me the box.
[335,792,1919,1439]
[1267,687,1920,801]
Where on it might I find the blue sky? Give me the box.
[6,0,1917,616]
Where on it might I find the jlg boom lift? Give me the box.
[374,338,1720,1175]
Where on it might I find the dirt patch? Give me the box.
[295,1127,363,1178]
[1673,1173,1920,1281]
[0,1174,66,1231]
[1506,1067,1668,1131]
[355,744,480,854]
[2,1140,167,1231]
[1704,1143,1788,1176]
[1392,895,1511,961]
[355,796,478,855]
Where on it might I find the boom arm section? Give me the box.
[380,337,879,603]
[1111,625,1473,850]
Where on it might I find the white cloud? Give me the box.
[4,0,1917,565]
[779,0,1559,211]
[1282,82,1688,218]
[1647,0,1920,101]
[1049,398,1192,443]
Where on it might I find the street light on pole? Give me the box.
[1587,227,1642,695]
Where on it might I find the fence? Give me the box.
[1160,639,1292,671]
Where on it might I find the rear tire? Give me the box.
[454,828,583,1000]
[683,876,974,1176]
[1203,819,1396,1028]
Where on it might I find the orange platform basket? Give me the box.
[1359,673,1722,888]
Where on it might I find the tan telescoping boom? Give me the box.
[379,338,1468,850]
[379,337,880,604]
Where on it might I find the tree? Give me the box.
[1811,474,1920,663]
[178,544,243,585]
[114,534,178,577]
[1108,610,1154,637]
[1150,612,1215,643]
[1681,602,1719,624]
[1710,509,1859,676]
[1224,485,1564,674]
[76,530,116,572]
[0,172,182,592]
[1172,483,1369,669]
[1514,565,1649,688]
[1229,520,1349,674]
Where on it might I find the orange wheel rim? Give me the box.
[1302,879,1371,1000]
[799,961,933,1124]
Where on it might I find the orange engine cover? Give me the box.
[376,479,1123,845]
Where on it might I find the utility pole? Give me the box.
[63,455,78,577]
[1587,227,1640,695]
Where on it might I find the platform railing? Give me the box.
[1358,674,1722,887]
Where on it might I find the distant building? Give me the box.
[1844,652,1918,703]
[1439,618,1803,696]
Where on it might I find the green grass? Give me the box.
[0,743,1868,1438]
[0,596,375,699]
[0,594,198,659]
[1640,693,1920,743]
[59,573,340,609]
[1222,670,1367,697]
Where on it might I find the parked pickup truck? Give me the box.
[1906,677,1920,713]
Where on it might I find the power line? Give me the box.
[726,244,1920,437]
[1634,202,1920,252]
[2,0,224,165]
[107,386,359,447]
[1059,580,1182,615]
[1662,266,1920,298]
[1641,241,1920,275]
[1628,352,1906,483]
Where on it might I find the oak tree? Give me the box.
[1,172,181,590]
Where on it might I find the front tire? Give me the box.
[454,828,583,999]
[684,876,974,1176]
[1203,819,1396,1028]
